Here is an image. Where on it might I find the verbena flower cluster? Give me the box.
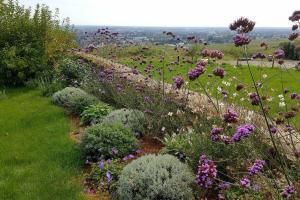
[195,155,217,188]
[248,159,265,176]
[231,124,255,142]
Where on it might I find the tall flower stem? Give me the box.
[243,45,291,185]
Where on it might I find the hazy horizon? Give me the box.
[19,0,296,28]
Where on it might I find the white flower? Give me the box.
[219,103,225,108]
[262,74,268,79]
[233,93,238,97]
[278,94,284,99]
[267,97,273,102]
[279,102,286,107]
[217,87,222,92]
[161,127,166,132]
[240,98,245,101]
[168,112,173,117]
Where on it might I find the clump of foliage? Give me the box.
[279,41,300,60]
[89,159,125,195]
[80,123,138,160]
[101,108,146,136]
[52,87,98,115]
[116,154,194,200]
[80,103,112,125]
[59,58,92,86]
[0,0,76,86]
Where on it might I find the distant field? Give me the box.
[95,42,300,128]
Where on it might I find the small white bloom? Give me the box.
[161,127,166,132]
[278,94,284,99]
[240,98,245,101]
[279,102,286,107]
[168,112,173,117]
[262,74,268,79]
[233,93,238,97]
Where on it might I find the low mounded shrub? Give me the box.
[59,58,92,86]
[80,103,112,125]
[116,154,194,200]
[101,109,146,136]
[80,123,138,160]
[52,87,98,115]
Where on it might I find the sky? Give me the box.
[19,0,296,27]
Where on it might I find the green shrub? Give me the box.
[0,0,75,86]
[52,87,98,115]
[80,123,138,160]
[59,58,91,86]
[101,109,146,136]
[116,154,194,200]
[89,159,124,194]
[80,103,112,125]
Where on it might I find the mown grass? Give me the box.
[96,44,300,128]
[0,88,85,200]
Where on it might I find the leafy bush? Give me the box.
[80,123,138,160]
[59,58,92,86]
[101,109,146,136]
[0,0,75,86]
[80,103,112,125]
[52,87,98,115]
[116,154,194,200]
[89,159,124,195]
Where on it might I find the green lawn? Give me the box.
[0,88,85,200]
[95,45,300,128]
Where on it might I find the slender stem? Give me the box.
[243,45,291,185]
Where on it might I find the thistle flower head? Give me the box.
[229,17,255,33]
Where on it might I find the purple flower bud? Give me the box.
[213,67,225,78]
[231,124,255,142]
[223,108,238,123]
[274,49,285,59]
[281,185,295,199]
[248,160,265,176]
[233,34,251,46]
[240,177,251,188]
[106,170,113,182]
[172,76,184,89]
[249,93,260,105]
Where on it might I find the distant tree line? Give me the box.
[0,0,76,86]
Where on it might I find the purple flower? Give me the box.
[282,185,295,199]
[188,67,204,81]
[240,177,251,188]
[195,155,217,188]
[122,154,135,161]
[231,124,255,142]
[197,60,208,66]
[274,49,285,59]
[112,147,118,155]
[223,108,239,123]
[106,170,113,182]
[249,93,260,105]
[210,50,224,59]
[211,127,223,142]
[252,52,266,59]
[236,84,244,91]
[248,160,265,176]
[172,76,184,89]
[213,67,225,78]
[291,93,300,100]
[288,32,299,41]
[270,126,278,134]
[219,182,231,190]
[233,34,251,46]
[98,161,105,169]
